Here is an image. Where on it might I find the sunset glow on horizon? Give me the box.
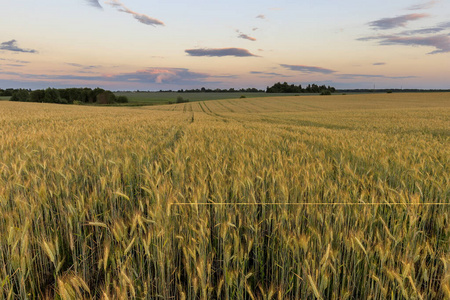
[1,0,449,90]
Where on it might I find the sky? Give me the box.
[0,0,449,90]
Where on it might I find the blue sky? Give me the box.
[0,0,449,90]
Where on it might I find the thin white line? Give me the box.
[171,203,449,206]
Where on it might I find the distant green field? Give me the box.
[114,92,306,105]
[0,96,10,101]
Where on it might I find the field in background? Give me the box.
[1,93,449,299]
[0,96,10,101]
[114,91,301,105]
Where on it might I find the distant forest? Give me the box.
[266,82,336,94]
[1,88,128,104]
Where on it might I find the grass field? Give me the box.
[113,91,303,105]
[1,93,449,299]
[0,96,10,101]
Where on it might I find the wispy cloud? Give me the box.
[0,58,30,64]
[0,40,38,53]
[237,32,256,41]
[397,21,450,35]
[373,62,386,66]
[211,74,239,79]
[369,14,429,30]
[398,27,446,35]
[358,35,391,42]
[105,0,164,26]
[407,0,438,10]
[66,63,100,69]
[280,64,336,74]
[185,48,258,57]
[256,14,265,19]
[66,63,84,68]
[338,74,417,79]
[250,71,290,77]
[382,35,450,54]
[440,22,450,28]
[358,34,450,54]
[65,63,101,74]
[86,0,102,9]
[4,64,26,68]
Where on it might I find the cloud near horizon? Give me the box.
[185,48,258,57]
[0,68,214,85]
[369,14,429,30]
[256,14,265,19]
[105,0,164,26]
[280,64,336,74]
[0,40,38,53]
[96,68,210,84]
[86,0,102,9]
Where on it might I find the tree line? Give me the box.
[177,87,265,93]
[139,87,265,93]
[0,88,15,96]
[266,82,336,94]
[5,88,128,104]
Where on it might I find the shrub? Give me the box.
[320,90,332,95]
[240,95,246,98]
[176,96,189,103]
[116,96,129,103]
[96,91,116,104]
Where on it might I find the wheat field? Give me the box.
[0,93,449,299]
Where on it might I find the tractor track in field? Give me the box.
[197,101,236,123]
[216,101,235,113]
[181,103,195,124]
